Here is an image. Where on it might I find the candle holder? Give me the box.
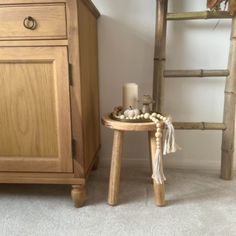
[138,95,155,114]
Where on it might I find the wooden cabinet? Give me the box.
[0,0,100,207]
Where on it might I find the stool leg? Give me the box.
[148,131,165,206]
[108,130,124,206]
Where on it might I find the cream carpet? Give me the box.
[0,167,235,236]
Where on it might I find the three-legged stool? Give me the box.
[102,114,165,206]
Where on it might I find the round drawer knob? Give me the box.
[23,16,37,30]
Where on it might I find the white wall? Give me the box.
[92,0,235,170]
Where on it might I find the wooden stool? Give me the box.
[102,114,165,207]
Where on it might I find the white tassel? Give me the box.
[152,116,180,184]
[163,117,181,155]
[152,148,166,184]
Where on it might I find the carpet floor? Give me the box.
[0,167,235,236]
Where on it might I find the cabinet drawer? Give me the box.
[0,4,67,40]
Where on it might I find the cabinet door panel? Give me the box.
[0,47,72,173]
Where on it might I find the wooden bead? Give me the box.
[156,142,161,146]
[144,113,150,119]
[156,128,162,132]
[155,132,162,138]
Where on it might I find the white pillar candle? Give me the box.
[122,83,138,109]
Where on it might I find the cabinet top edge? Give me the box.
[80,0,100,18]
[0,0,100,18]
[0,0,66,4]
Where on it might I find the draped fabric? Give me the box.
[152,148,166,184]
[207,0,236,15]
[207,0,225,10]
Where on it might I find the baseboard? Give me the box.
[100,157,149,168]
[100,156,236,172]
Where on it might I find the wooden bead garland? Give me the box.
[117,111,169,154]
[117,112,168,134]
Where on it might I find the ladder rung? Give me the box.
[167,11,232,21]
[164,69,229,78]
[173,122,226,130]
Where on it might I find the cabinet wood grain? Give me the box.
[78,0,101,173]
[0,47,72,173]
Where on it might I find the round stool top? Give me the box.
[102,114,163,131]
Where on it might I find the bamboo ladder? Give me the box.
[153,0,236,180]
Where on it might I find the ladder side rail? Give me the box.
[153,0,168,113]
[221,16,236,180]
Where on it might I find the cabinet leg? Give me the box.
[108,130,124,206]
[148,131,166,206]
[92,155,100,171]
[71,185,87,208]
